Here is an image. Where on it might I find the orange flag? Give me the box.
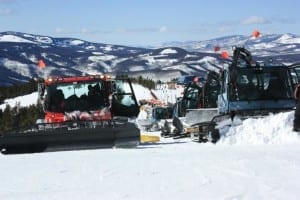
[252,30,260,38]
[221,51,229,59]
[38,59,46,69]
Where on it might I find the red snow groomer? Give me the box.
[0,74,140,154]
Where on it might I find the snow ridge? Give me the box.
[218,111,300,145]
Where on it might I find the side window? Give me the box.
[291,67,300,84]
[288,64,300,85]
[294,67,300,83]
[220,70,227,94]
[111,79,139,117]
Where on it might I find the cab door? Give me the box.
[289,63,300,85]
[110,78,139,118]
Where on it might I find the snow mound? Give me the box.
[70,39,84,45]
[218,111,300,145]
[160,48,177,54]
[36,36,53,44]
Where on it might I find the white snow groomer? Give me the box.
[162,70,220,138]
[0,74,140,154]
[170,47,299,142]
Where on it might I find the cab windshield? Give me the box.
[231,68,293,101]
[45,80,107,112]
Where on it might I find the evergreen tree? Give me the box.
[0,102,44,133]
[0,105,13,133]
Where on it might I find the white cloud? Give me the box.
[54,26,169,36]
[242,16,270,25]
[116,28,126,33]
[218,25,232,33]
[55,28,65,34]
[159,26,167,33]
[115,27,166,33]
[80,28,91,34]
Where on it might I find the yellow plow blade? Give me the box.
[140,133,160,143]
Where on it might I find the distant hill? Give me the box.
[0,31,299,85]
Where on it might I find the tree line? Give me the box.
[0,79,37,103]
[0,79,42,133]
[0,103,43,133]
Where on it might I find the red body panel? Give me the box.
[45,111,65,123]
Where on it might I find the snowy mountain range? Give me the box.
[163,33,300,55]
[0,31,299,85]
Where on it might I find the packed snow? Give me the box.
[0,83,299,200]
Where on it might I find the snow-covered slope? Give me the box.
[0,137,299,200]
[0,83,299,200]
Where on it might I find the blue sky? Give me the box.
[0,0,299,46]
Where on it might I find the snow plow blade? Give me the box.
[0,122,140,154]
[184,108,218,126]
[140,133,160,143]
